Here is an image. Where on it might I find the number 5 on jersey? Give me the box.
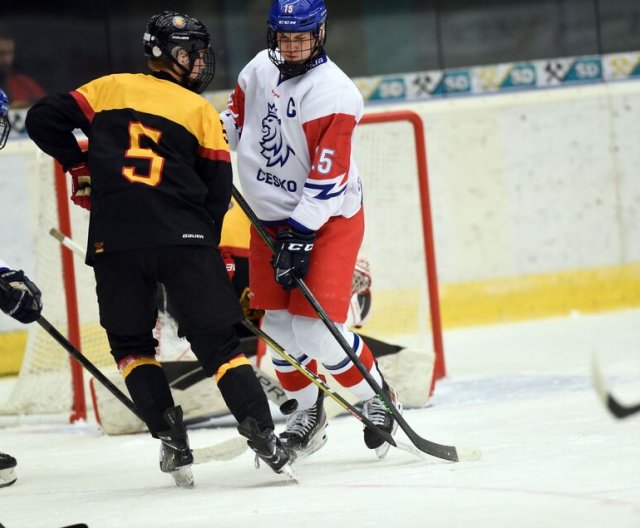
[122,122,165,186]
[314,147,334,175]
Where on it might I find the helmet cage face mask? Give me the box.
[0,89,10,149]
[184,46,216,94]
[143,11,216,93]
[267,0,327,76]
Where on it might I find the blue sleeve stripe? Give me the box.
[304,182,348,200]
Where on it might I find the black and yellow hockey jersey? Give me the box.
[26,72,231,263]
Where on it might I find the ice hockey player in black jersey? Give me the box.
[25,11,291,486]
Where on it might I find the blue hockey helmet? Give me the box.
[0,88,10,149]
[267,0,328,76]
[268,0,327,32]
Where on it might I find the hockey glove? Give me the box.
[68,163,92,210]
[0,269,43,324]
[272,230,315,290]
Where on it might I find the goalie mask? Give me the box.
[143,11,216,94]
[267,0,327,77]
[0,88,10,150]
[346,257,372,329]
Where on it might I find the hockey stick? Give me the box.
[0,276,246,464]
[49,227,85,256]
[591,354,640,419]
[232,187,478,462]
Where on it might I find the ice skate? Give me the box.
[279,390,327,459]
[0,452,17,488]
[362,382,403,459]
[238,417,295,479]
[157,406,194,488]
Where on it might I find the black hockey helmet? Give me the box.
[143,11,215,93]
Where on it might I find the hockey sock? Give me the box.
[324,338,382,401]
[120,356,175,436]
[216,357,274,432]
[273,359,319,409]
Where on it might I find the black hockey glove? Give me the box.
[0,269,43,324]
[272,230,315,290]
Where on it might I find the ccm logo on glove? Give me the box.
[272,230,315,290]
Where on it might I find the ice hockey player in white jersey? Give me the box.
[221,0,402,460]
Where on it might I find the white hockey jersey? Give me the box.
[221,50,364,232]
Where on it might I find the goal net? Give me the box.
[0,109,443,425]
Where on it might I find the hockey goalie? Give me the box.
[92,199,435,434]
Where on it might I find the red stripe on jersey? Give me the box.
[227,84,245,130]
[330,342,375,388]
[274,360,318,392]
[70,90,95,123]
[198,145,231,162]
[303,113,357,182]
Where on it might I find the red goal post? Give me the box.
[359,110,445,388]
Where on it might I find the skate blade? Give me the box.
[279,462,298,483]
[0,468,17,488]
[375,401,403,459]
[171,466,194,488]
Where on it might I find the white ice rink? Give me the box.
[1,309,639,528]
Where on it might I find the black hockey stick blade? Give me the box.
[606,396,640,419]
[591,354,640,419]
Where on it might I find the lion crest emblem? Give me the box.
[260,103,295,167]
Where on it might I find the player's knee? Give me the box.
[187,326,240,377]
[291,315,338,351]
[214,354,252,383]
[261,309,292,334]
[107,332,157,366]
[117,354,161,378]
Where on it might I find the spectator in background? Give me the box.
[0,25,45,108]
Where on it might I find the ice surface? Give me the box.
[1,309,639,528]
